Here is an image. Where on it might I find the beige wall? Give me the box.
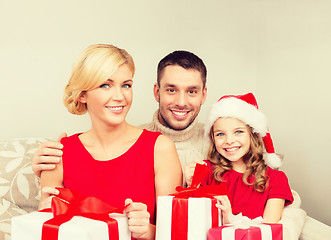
[1,0,330,225]
[256,0,331,226]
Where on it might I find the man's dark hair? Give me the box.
[157,50,207,88]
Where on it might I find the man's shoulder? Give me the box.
[139,122,154,131]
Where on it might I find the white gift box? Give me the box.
[155,195,222,240]
[11,211,131,240]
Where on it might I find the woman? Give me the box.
[39,44,182,239]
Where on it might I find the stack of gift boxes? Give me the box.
[11,164,283,240]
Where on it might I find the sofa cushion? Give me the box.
[0,138,49,239]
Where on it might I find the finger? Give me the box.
[128,218,150,227]
[36,155,61,164]
[38,145,63,157]
[126,209,150,219]
[32,164,57,177]
[40,141,64,152]
[57,132,67,142]
[129,225,150,238]
[41,186,60,196]
[195,159,207,165]
[126,202,147,212]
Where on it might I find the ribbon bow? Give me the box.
[228,213,265,229]
[174,163,228,198]
[41,187,124,240]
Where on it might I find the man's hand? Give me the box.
[32,132,67,178]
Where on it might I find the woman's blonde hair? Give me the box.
[63,44,135,115]
[208,120,268,192]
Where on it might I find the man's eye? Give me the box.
[167,89,175,93]
[188,90,197,94]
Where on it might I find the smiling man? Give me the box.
[140,51,210,172]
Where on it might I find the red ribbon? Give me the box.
[170,163,229,240]
[40,188,124,240]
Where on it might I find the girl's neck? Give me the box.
[231,159,246,173]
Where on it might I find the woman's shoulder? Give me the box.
[60,133,81,145]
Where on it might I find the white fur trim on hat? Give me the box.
[204,97,268,137]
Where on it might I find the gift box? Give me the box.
[11,187,131,240]
[155,164,228,240]
[11,211,130,240]
[208,218,283,240]
[156,195,222,240]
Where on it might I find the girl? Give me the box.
[185,93,293,224]
[39,44,182,239]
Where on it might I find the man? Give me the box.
[32,50,307,240]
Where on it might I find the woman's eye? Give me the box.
[122,84,132,88]
[100,84,110,88]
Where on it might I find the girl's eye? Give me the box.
[216,133,224,137]
[235,130,244,134]
[100,84,110,88]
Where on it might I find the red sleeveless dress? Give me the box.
[61,129,161,224]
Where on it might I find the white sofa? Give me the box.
[0,137,330,240]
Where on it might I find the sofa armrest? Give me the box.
[300,216,331,240]
[0,137,50,239]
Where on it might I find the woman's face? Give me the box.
[79,64,133,127]
[213,117,251,167]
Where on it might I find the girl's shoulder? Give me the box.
[266,166,289,182]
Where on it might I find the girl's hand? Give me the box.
[215,195,233,225]
[38,186,60,210]
[184,160,206,186]
[124,199,154,239]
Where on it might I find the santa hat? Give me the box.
[204,93,282,169]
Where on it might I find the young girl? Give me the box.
[39,44,182,240]
[185,93,293,224]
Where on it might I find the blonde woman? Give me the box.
[39,44,182,239]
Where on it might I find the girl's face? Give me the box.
[79,64,133,127]
[213,117,251,167]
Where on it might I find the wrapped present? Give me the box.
[11,188,131,240]
[156,164,228,240]
[208,215,283,240]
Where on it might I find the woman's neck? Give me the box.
[80,121,140,160]
[89,121,131,145]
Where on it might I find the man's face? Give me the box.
[154,65,207,130]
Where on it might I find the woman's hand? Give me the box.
[184,160,206,186]
[215,195,233,225]
[38,186,60,210]
[124,199,155,240]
